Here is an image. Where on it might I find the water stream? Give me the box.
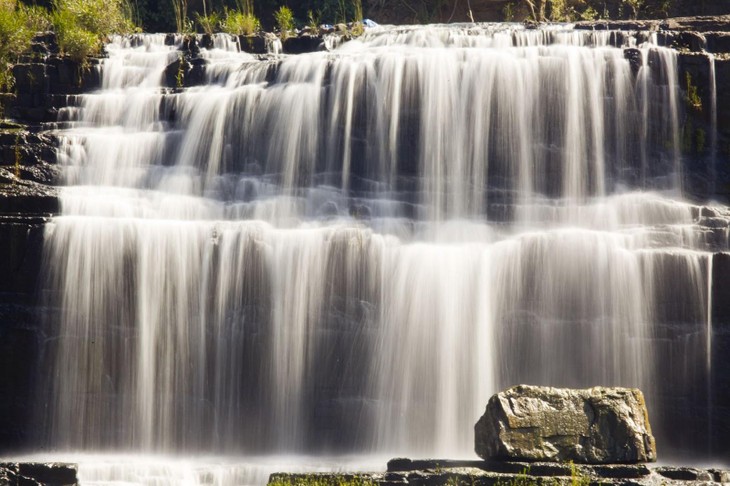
[35,24,730,484]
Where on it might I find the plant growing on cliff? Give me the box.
[684,72,702,112]
[0,0,36,91]
[175,53,185,88]
[52,0,136,62]
[274,5,295,40]
[20,4,53,33]
[569,463,591,486]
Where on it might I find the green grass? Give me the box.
[268,474,376,486]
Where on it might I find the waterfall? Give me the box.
[39,25,728,468]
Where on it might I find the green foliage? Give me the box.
[54,0,135,37]
[0,0,35,91]
[273,5,294,39]
[685,72,702,112]
[579,5,599,19]
[268,474,376,486]
[350,0,363,35]
[20,4,53,32]
[570,463,591,486]
[221,8,260,35]
[549,0,571,21]
[52,0,136,62]
[175,53,184,88]
[306,10,320,34]
[0,1,34,59]
[195,10,220,34]
[494,468,537,486]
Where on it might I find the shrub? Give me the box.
[52,0,136,62]
[0,1,33,59]
[20,4,53,33]
[0,0,34,91]
[195,11,220,34]
[579,5,599,19]
[273,5,294,40]
[54,0,135,38]
[221,8,260,36]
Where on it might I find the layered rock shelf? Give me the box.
[268,459,730,486]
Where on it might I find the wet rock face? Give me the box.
[475,386,657,464]
[0,462,77,485]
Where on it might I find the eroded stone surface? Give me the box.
[0,462,77,485]
[474,385,656,464]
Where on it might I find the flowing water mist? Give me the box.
[38,24,729,480]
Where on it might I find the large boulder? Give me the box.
[475,385,656,464]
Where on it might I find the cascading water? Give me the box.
[36,23,729,483]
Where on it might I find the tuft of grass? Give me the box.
[570,463,591,486]
[221,8,260,36]
[273,5,295,40]
[195,11,220,34]
[306,10,320,35]
[268,474,376,486]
